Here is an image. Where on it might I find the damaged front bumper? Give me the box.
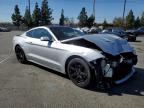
[90,54,137,85]
[114,67,135,84]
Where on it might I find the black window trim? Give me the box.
[26,28,54,41]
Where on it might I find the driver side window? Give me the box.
[26,28,52,40]
[32,28,52,39]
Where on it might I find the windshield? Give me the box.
[49,26,84,40]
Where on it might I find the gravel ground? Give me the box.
[0,31,144,108]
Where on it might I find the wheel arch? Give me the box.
[15,44,24,53]
[15,44,26,53]
[65,55,90,75]
[15,44,21,50]
[15,44,27,59]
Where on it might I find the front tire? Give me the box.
[67,58,94,88]
[15,46,27,64]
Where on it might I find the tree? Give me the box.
[64,17,74,26]
[126,9,135,28]
[64,17,70,25]
[86,15,95,28]
[59,9,65,25]
[102,19,108,29]
[11,5,22,29]
[77,7,88,27]
[113,17,123,27]
[32,2,41,26]
[69,18,75,27]
[41,0,53,25]
[140,12,144,26]
[135,17,141,28]
[24,6,32,29]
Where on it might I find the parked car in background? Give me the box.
[89,27,102,34]
[101,28,127,38]
[126,27,144,36]
[137,27,144,35]
[13,26,137,88]
[0,27,10,32]
[136,27,144,35]
[126,28,137,36]
[74,27,102,34]
[73,27,84,33]
[73,28,85,36]
[102,28,137,41]
[81,27,90,34]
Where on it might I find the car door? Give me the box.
[26,28,62,71]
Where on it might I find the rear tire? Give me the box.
[67,58,94,88]
[15,45,27,64]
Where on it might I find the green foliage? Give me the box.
[11,5,22,28]
[23,6,32,28]
[59,9,65,25]
[12,2,144,29]
[102,19,108,28]
[32,2,41,26]
[69,18,75,26]
[135,17,141,28]
[86,15,95,28]
[41,0,53,25]
[113,17,123,27]
[140,12,144,26]
[64,17,74,26]
[78,7,88,27]
[126,10,135,28]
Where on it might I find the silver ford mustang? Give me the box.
[13,26,137,88]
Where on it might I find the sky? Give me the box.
[0,0,144,23]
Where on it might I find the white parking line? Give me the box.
[0,55,13,64]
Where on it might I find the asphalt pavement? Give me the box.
[0,31,144,108]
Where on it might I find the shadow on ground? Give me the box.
[29,62,69,79]
[131,40,142,42]
[28,62,144,96]
[88,67,144,96]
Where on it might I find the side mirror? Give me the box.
[40,36,52,41]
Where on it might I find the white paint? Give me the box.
[0,55,12,64]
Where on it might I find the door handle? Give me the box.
[26,41,33,44]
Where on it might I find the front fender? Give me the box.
[62,49,104,73]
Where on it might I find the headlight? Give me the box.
[101,60,113,78]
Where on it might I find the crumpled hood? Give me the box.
[82,34,133,56]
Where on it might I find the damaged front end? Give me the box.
[62,34,138,88]
[90,52,137,88]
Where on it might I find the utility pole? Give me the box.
[123,0,126,28]
[93,0,96,22]
[28,0,31,14]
